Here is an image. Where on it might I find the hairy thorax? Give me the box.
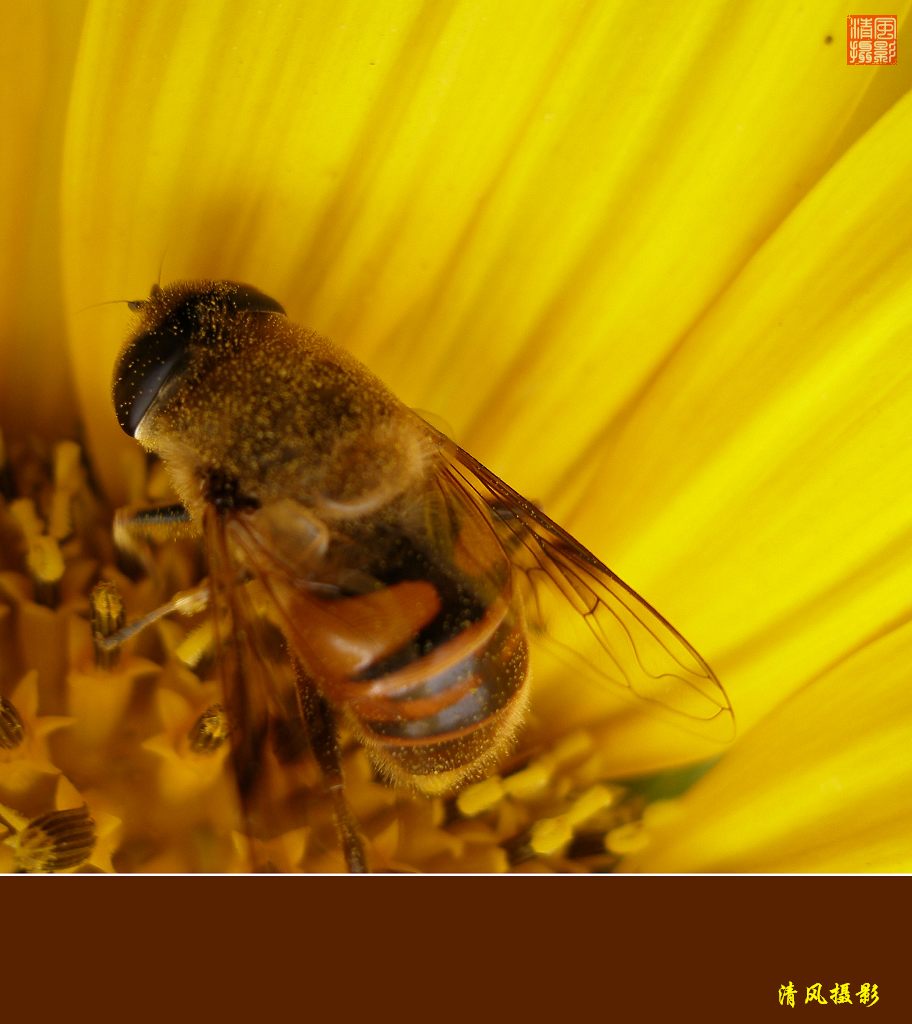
[135,317,432,525]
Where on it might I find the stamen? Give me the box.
[501,777,641,868]
[94,583,210,654]
[606,821,650,855]
[564,783,623,827]
[529,815,574,856]
[9,497,42,537]
[9,497,65,606]
[0,696,24,750]
[457,728,596,817]
[11,805,96,873]
[91,580,126,668]
[456,776,504,816]
[188,703,230,754]
[49,440,83,541]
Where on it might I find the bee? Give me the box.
[111,279,732,871]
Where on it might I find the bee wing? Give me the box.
[430,429,734,741]
[202,505,312,864]
[203,505,271,804]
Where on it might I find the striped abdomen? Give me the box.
[276,497,531,794]
[338,585,529,794]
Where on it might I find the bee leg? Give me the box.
[113,503,192,576]
[116,502,192,528]
[91,580,210,666]
[293,661,369,873]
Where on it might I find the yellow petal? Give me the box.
[0,2,85,438]
[554,90,912,742]
[0,672,72,790]
[622,616,912,872]
[59,2,905,500]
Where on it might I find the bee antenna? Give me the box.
[74,298,133,314]
[156,249,168,288]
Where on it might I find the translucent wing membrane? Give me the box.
[431,430,734,741]
[202,507,315,862]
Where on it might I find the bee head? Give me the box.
[112,280,285,437]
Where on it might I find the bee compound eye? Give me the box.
[112,325,191,436]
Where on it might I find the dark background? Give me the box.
[3,877,908,1023]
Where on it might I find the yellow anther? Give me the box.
[551,730,594,765]
[456,776,505,817]
[9,498,43,539]
[605,822,650,856]
[529,815,573,856]
[53,441,82,488]
[566,784,622,827]
[49,441,83,539]
[503,760,552,799]
[26,535,65,585]
[48,490,72,541]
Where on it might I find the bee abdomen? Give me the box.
[343,600,530,794]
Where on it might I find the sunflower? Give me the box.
[1,0,910,872]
